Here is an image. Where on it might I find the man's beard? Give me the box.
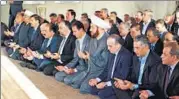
[91,30,99,38]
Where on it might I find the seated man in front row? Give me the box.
[89,34,133,99]
[114,35,161,99]
[23,23,61,70]
[139,42,179,99]
[40,20,76,75]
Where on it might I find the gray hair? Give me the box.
[143,9,153,18]
[164,42,179,59]
[108,34,124,45]
[101,8,108,14]
[147,27,160,38]
[135,35,149,47]
[120,22,131,31]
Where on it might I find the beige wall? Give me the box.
[1,1,176,25]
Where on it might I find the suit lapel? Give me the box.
[107,54,115,79]
[168,62,179,87]
[143,51,152,72]
[136,58,141,80]
[81,35,87,51]
[111,47,123,76]
[64,33,71,49]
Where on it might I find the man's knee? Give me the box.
[55,72,66,82]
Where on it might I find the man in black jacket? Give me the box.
[8,1,23,29]
[139,42,179,99]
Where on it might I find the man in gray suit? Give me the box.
[55,21,90,84]
[55,16,110,93]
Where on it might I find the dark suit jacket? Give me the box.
[98,47,133,82]
[171,23,179,36]
[17,23,32,48]
[38,34,61,54]
[129,51,162,90]
[123,33,133,53]
[60,33,76,65]
[116,17,123,25]
[9,1,23,16]
[108,24,119,35]
[153,39,163,56]
[69,19,77,28]
[29,26,44,51]
[51,23,59,34]
[140,20,155,35]
[1,22,9,42]
[13,22,24,43]
[149,63,179,99]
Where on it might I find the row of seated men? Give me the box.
[1,8,179,99]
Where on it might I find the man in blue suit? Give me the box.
[25,23,61,70]
[89,34,133,99]
[8,1,23,29]
[41,20,76,75]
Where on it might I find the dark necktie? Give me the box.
[31,29,36,42]
[111,54,117,78]
[150,44,155,51]
[164,66,171,97]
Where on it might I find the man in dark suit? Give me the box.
[140,9,155,35]
[89,34,133,99]
[155,19,168,41]
[49,13,58,33]
[135,11,143,25]
[8,1,23,29]
[19,14,44,67]
[42,21,76,75]
[110,11,122,25]
[8,10,34,60]
[139,42,179,99]
[66,9,77,27]
[147,28,163,56]
[130,23,142,40]
[55,20,90,84]
[163,32,179,45]
[118,22,133,52]
[114,35,161,99]
[5,12,24,56]
[27,14,44,51]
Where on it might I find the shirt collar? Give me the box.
[34,25,39,31]
[78,33,86,41]
[65,32,71,39]
[139,50,150,61]
[115,47,121,56]
[143,19,151,25]
[170,61,178,72]
[122,35,127,40]
[49,35,53,41]
[97,32,105,40]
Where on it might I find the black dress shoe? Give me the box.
[27,63,36,70]
[19,62,27,67]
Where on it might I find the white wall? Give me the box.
[1,1,176,25]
